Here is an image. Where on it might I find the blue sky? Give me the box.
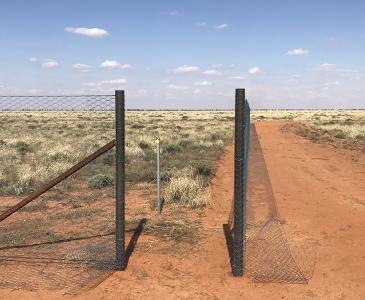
[0,0,364,108]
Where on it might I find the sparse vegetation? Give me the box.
[0,111,234,196]
[87,174,113,189]
[251,110,365,150]
[164,167,210,208]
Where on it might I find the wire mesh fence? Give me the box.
[229,102,316,283]
[0,94,236,292]
[0,90,315,292]
[0,94,118,293]
[245,125,316,283]
[0,95,115,111]
[226,91,315,283]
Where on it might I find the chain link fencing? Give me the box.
[0,91,317,293]
[0,95,120,293]
[0,94,236,293]
[228,96,316,283]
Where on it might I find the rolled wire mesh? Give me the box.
[0,95,117,293]
[229,105,316,284]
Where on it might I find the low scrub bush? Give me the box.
[163,143,182,154]
[15,141,31,155]
[87,174,113,189]
[139,141,150,149]
[334,131,346,139]
[164,168,210,208]
[131,124,145,129]
[49,152,73,162]
[178,139,194,147]
[192,161,215,177]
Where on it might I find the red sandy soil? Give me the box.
[1,121,364,300]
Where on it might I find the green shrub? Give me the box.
[210,133,220,141]
[334,131,346,139]
[178,139,193,147]
[49,152,73,162]
[139,141,150,149]
[161,170,173,182]
[15,141,31,155]
[131,124,145,129]
[87,174,113,189]
[164,143,182,154]
[355,134,365,142]
[193,161,215,177]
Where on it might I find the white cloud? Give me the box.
[172,65,199,73]
[100,60,120,68]
[168,84,189,90]
[227,76,246,80]
[101,79,127,84]
[41,59,60,69]
[73,63,91,72]
[169,10,183,16]
[286,48,310,56]
[325,81,340,86]
[197,22,207,26]
[203,69,222,76]
[84,82,101,87]
[194,80,212,86]
[120,64,133,69]
[193,88,201,95]
[28,57,38,62]
[216,24,228,29]
[288,74,302,82]
[84,78,127,87]
[317,63,337,71]
[100,60,133,69]
[65,27,109,38]
[315,64,361,80]
[248,67,261,74]
[212,64,223,68]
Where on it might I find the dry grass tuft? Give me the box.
[164,168,211,208]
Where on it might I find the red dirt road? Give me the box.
[1,121,365,299]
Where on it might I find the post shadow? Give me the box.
[123,218,147,269]
[223,224,234,270]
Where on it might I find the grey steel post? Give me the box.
[156,138,161,213]
[233,88,245,276]
[115,90,126,270]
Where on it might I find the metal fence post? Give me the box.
[233,88,245,276]
[156,138,161,213]
[242,98,250,274]
[115,90,126,270]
